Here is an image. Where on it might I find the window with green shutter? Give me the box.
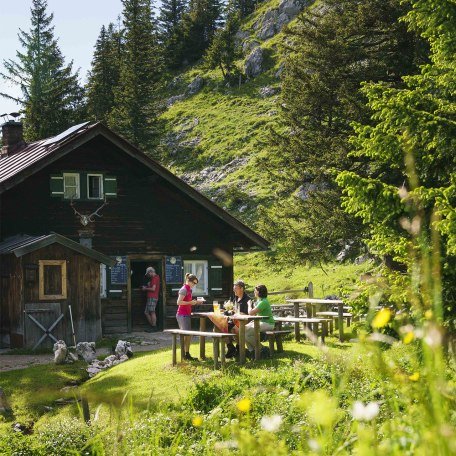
[209,262,224,296]
[50,174,64,197]
[104,176,117,198]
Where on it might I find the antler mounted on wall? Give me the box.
[70,197,109,226]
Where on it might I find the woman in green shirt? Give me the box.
[245,284,275,358]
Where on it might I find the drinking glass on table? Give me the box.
[213,301,220,314]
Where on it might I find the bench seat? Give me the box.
[264,329,292,353]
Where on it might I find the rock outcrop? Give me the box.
[187,75,204,95]
[76,341,97,363]
[245,47,264,78]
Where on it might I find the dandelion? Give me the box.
[260,415,282,432]
[192,415,203,427]
[236,398,251,413]
[403,332,414,344]
[409,372,420,382]
[351,401,380,421]
[372,308,392,329]
[424,310,433,319]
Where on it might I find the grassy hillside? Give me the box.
[158,0,305,226]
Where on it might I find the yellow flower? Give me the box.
[409,372,420,382]
[237,398,251,413]
[192,415,203,427]
[372,308,392,329]
[403,332,414,344]
[424,310,433,320]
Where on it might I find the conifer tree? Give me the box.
[231,0,257,18]
[260,0,426,264]
[0,0,85,141]
[180,0,223,64]
[86,23,122,123]
[158,0,187,69]
[204,12,241,81]
[109,0,163,151]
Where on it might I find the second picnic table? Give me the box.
[192,312,267,364]
[285,298,349,341]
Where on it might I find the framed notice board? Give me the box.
[165,256,183,284]
[110,256,127,285]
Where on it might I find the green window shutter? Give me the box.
[209,262,223,296]
[50,174,64,197]
[104,176,117,198]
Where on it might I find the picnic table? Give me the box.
[286,298,347,341]
[274,316,332,343]
[192,312,267,364]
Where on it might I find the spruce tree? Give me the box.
[180,0,223,64]
[86,23,122,123]
[109,0,163,151]
[204,12,241,82]
[260,0,426,264]
[0,0,85,141]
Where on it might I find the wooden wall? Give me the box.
[1,244,102,348]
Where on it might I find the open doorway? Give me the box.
[130,258,163,332]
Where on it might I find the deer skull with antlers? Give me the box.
[70,197,109,226]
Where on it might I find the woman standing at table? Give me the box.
[245,284,275,359]
[176,273,199,360]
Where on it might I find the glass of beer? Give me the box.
[213,301,220,314]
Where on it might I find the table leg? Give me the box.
[172,334,177,366]
[239,321,246,364]
[338,303,344,342]
[180,334,185,362]
[293,303,301,342]
[199,317,206,359]
[220,339,226,369]
[322,321,328,343]
[254,319,261,361]
[213,339,219,369]
[306,303,313,318]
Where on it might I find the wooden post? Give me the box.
[293,303,300,342]
[199,317,206,359]
[180,334,185,361]
[321,321,328,343]
[213,339,219,369]
[277,334,284,352]
[268,335,275,353]
[338,303,344,342]
[239,321,246,364]
[254,319,261,360]
[308,281,314,298]
[220,339,226,369]
[172,333,177,366]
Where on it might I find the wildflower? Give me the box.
[308,439,321,452]
[236,398,251,413]
[260,415,282,432]
[192,415,203,427]
[372,308,392,329]
[424,310,433,319]
[403,332,414,344]
[424,325,442,348]
[409,372,420,382]
[351,401,380,421]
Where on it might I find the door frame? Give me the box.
[127,255,166,332]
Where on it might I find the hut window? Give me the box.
[183,260,208,295]
[63,173,80,199]
[39,260,67,300]
[87,174,104,199]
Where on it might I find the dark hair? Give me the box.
[185,273,198,284]
[255,284,268,298]
[233,280,245,289]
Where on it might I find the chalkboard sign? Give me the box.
[110,256,127,284]
[165,256,183,284]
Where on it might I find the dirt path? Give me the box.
[0,331,173,372]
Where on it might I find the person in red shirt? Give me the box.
[142,266,160,332]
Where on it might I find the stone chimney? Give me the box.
[1,121,26,158]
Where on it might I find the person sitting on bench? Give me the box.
[226,279,252,358]
[245,284,275,359]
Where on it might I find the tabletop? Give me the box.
[192,312,266,320]
[286,298,344,304]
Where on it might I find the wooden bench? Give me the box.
[274,317,332,343]
[265,329,292,353]
[315,311,353,330]
[164,329,236,369]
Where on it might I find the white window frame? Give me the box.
[183,260,208,296]
[87,173,104,200]
[63,173,80,199]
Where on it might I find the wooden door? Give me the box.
[24,302,64,349]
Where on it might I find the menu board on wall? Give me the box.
[165,256,183,284]
[110,256,127,284]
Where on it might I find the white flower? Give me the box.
[308,439,321,452]
[260,414,283,432]
[351,401,380,421]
